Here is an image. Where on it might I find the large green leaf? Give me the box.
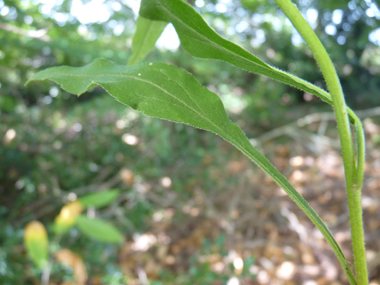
[27,59,355,282]
[138,0,335,105]
[128,16,167,66]
[76,214,123,243]
[79,189,120,208]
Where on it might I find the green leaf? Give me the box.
[138,0,335,105]
[79,189,120,208]
[128,16,167,66]
[26,240,49,268]
[76,214,123,243]
[27,58,354,281]
[54,223,74,235]
[24,221,49,269]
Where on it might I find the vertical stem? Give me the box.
[275,0,354,181]
[274,0,368,284]
[41,261,52,285]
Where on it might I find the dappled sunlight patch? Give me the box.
[153,209,175,223]
[256,269,270,284]
[233,256,244,274]
[120,168,135,186]
[182,204,200,217]
[211,261,225,273]
[160,176,171,188]
[226,276,240,285]
[289,169,307,184]
[122,133,139,145]
[289,155,304,167]
[3,128,16,144]
[72,123,82,132]
[131,233,157,252]
[302,265,321,277]
[334,231,352,244]
[275,261,296,280]
[316,152,344,178]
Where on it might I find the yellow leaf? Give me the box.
[55,200,84,227]
[24,221,49,268]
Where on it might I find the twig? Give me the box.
[136,267,149,285]
[0,23,50,42]
[252,106,380,145]
[41,261,52,285]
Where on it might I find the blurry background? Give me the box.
[1,0,380,284]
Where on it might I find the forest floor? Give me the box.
[115,117,380,285]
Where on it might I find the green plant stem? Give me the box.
[274,0,368,284]
[275,0,354,182]
[353,117,365,190]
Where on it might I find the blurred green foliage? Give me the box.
[1,0,380,283]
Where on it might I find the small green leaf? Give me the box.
[24,221,49,269]
[79,189,120,208]
[138,0,335,105]
[54,223,74,235]
[54,201,84,234]
[27,240,49,268]
[76,215,123,243]
[27,58,354,280]
[128,16,167,66]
